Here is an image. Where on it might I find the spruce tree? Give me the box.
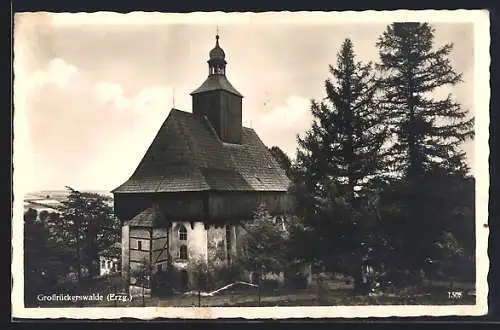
[376,22,474,179]
[294,39,388,283]
[376,23,475,274]
[295,38,387,204]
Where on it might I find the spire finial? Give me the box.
[216,25,220,45]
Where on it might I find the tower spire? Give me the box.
[172,87,176,108]
[207,28,226,76]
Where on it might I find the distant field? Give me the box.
[25,190,113,202]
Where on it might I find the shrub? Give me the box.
[285,272,308,290]
[261,279,281,292]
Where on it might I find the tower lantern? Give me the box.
[208,35,227,76]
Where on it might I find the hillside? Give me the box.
[25,190,113,201]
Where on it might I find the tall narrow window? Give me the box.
[179,245,188,260]
[137,241,142,250]
[179,225,187,241]
[226,225,232,264]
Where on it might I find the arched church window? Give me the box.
[179,245,188,260]
[179,225,187,241]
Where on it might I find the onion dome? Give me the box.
[209,35,225,61]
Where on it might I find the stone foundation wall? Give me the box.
[121,224,130,286]
[206,226,227,264]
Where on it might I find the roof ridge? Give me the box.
[170,108,191,115]
[203,115,222,144]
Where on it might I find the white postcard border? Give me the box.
[12,9,490,319]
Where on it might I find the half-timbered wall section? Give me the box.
[129,227,151,274]
[129,227,170,279]
[152,227,169,272]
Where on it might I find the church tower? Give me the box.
[191,34,243,144]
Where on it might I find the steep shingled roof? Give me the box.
[127,206,166,227]
[112,109,290,194]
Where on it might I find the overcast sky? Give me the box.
[14,12,476,193]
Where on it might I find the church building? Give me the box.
[112,34,291,293]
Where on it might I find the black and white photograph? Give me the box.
[12,10,490,319]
